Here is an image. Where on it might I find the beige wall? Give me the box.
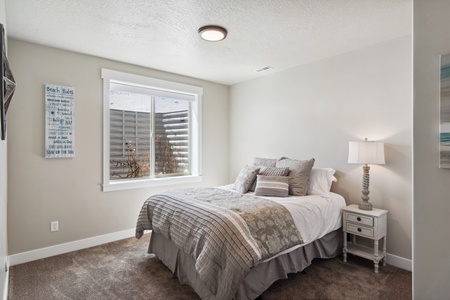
[414,1,450,298]
[229,36,413,261]
[7,39,230,254]
[7,34,414,268]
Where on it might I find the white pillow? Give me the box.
[307,168,337,196]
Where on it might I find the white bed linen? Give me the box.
[219,185,346,261]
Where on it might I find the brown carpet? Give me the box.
[8,234,411,300]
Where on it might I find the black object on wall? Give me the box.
[1,23,17,140]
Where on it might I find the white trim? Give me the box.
[103,175,202,192]
[2,258,8,300]
[101,69,204,96]
[7,229,412,273]
[101,68,203,192]
[386,252,412,271]
[9,229,137,266]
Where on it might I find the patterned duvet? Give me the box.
[135,187,303,300]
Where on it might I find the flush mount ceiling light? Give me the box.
[198,25,227,42]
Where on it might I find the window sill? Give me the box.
[102,175,202,192]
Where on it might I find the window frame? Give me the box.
[101,69,202,192]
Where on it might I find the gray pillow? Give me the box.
[252,157,277,167]
[254,175,289,197]
[233,165,260,193]
[249,166,290,192]
[276,158,315,196]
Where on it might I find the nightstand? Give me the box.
[342,204,388,273]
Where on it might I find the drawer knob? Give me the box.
[357,228,362,232]
[357,217,362,221]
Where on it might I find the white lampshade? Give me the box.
[348,140,385,165]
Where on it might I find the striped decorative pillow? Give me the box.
[254,175,290,197]
[249,166,290,192]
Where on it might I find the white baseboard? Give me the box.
[2,256,8,300]
[386,252,412,271]
[8,228,412,273]
[9,228,136,267]
[2,277,7,300]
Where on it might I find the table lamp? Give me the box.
[348,138,385,210]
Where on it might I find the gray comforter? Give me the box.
[135,187,303,300]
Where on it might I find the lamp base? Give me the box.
[359,164,372,210]
[358,201,372,210]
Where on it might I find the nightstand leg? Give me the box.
[382,235,387,266]
[374,239,379,273]
[343,231,347,262]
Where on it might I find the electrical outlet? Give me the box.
[50,221,59,232]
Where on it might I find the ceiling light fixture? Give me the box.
[198,25,227,42]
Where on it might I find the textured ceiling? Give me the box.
[5,0,411,85]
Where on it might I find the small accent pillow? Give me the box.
[252,157,277,167]
[254,175,289,197]
[307,168,337,196]
[249,166,290,192]
[276,158,315,196]
[233,165,260,193]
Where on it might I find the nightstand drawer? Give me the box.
[346,223,374,238]
[345,213,373,226]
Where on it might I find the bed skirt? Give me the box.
[148,229,343,300]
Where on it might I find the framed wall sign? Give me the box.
[45,84,75,158]
[440,54,450,168]
[1,23,17,140]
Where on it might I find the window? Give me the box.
[102,69,202,191]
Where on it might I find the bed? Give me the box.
[136,158,346,300]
